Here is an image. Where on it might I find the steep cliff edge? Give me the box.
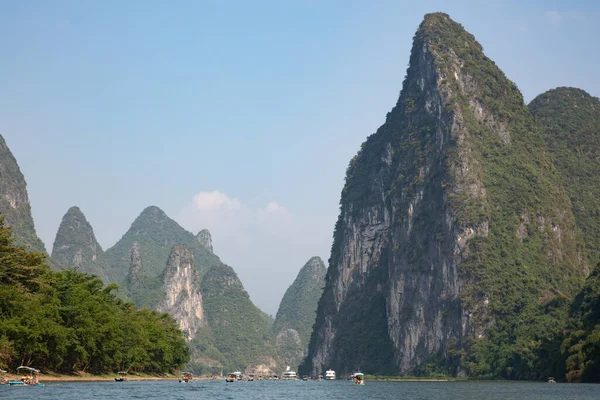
[529,88,600,267]
[272,256,326,369]
[0,135,46,253]
[157,245,205,342]
[50,206,109,281]
[302,13,587,378]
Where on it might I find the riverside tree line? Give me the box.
[0,217,189,374]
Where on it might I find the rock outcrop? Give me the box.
[157,245,205,341]
[272,256,326,369]
[0,135,46,253]
[196,229,213,252]
[301,13,587,378]
[50,206,109,280]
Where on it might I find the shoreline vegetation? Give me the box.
[1,372,221,382]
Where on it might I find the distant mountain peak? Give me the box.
[137,205,169,221]
[196,229,213,252]
[51,205,108,281]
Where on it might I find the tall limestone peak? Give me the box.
[51,206,109,281]
[529,87,600,267]
[301,13,586,379]
[105,205,222,284]
[272,256,326,369]
[157,244,204,342]
[0,135,46,253]
[196,229,213,252]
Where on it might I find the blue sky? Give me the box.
[1,0,598,314]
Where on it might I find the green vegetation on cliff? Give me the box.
[272,256,326,369]
[0,217,189,373]
[561,263,600,382]
[0,135,46,254]
[529,87,600,267]
[201,264,276,372]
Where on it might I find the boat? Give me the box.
[350,372,365,385]
[115,371,128,382]
[318,374,323,381]
[548,377,556,384]
[179,372,193,383]
[248,374,255,381]
[8,366,44,386]
[225,371,242,382]
[282,366,297,380]
[0,370,7,385]
[302,375,309,381]
[325,369,336,380]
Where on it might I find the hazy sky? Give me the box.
[1,0,598,314]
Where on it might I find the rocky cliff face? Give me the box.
[301,13,587,378]
[51,206,109,281]
[273,256,326,369]
[0,135,46,253]
[157,245,205,341]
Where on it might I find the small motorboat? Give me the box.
[8,366,44,386]
[325,369,336,380]
[351,372,365,385]
[115,371,128,382]
[302,375,309,381]
[179,372,193,383]
[225,371,242,382]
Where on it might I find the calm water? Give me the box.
[1,380,599,400]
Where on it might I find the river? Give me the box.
[2,379,599,399]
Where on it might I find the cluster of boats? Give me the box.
[0,366,45,387]
[224,368,364,384]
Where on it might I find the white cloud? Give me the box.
[544,10,562,25]
[192,190,242,211]
[177,191,332,315]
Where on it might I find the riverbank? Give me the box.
[363,374,467,382]
[2,372,219,382]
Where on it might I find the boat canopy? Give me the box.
[0,369,7,373]
[182,372,193,376]
[117,371,128,375]
[17,366,40,373]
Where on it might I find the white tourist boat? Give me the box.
[325,369,336,380]
[282,366,297,380]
